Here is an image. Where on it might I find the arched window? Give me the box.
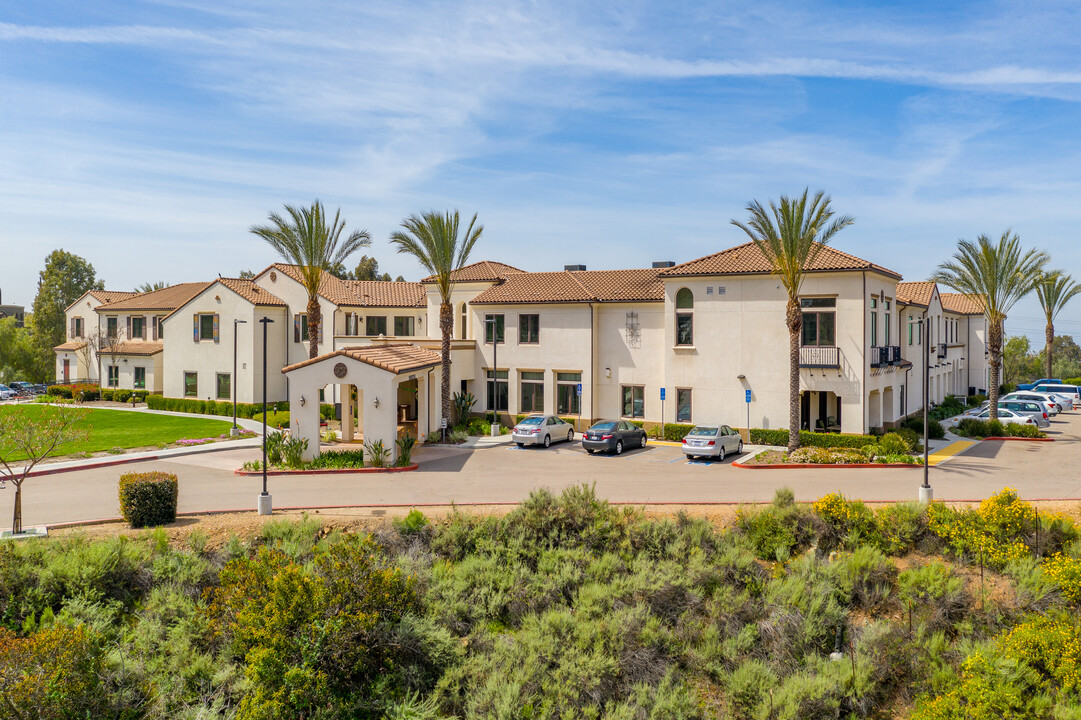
[675,288,694,346]
[460,303,468,340]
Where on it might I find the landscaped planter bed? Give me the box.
[736,449,921,469]
[234,464,419,476]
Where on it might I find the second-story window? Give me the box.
[71,317,83,339]
[345,312,359,336]
[884,300,891,345]
[132,316,145,340]
[675,288,694,346]
[800,298,835,346]
[460,303,468,340]
[107,316,118,339]
[393,316,414,336]
[519,314,539,344]
[870,297,878,346]
[485,314,504,344]
[366,316,387,336]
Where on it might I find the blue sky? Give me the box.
[3,0,1081,343]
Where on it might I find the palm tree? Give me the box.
[1035,270,1081,380]
[932,231,1049,419]
[390,211,483,425]
[250,201,371,359]
[731,189,854,452]
[136,281,168,293]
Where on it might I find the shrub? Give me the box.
[1042,554,1081,604]
[749,428,879,449]
[253,410,290,429]
[396,433,416,466]
[813,492,881,550]
[47,384,74,398]
[788,447,868,464]
[877,432,910,455]
[146,394,290,418]
[100,388,114,401]
[298,449,366,469]
[264,430,285,465]
[927,489,1035,568]
[453,391,477,425]
[395,508,430,536]
[830,545,896,609]
[280,434,308,468]
[114,389,132,403]
[648,423,695,441]
[898,561,966,632]
[737,493,813,561]
[365,439,391,467]
[118,471,178,528]
[901,416,945,440]
[955,417,1044,439]
[875,501,930,555]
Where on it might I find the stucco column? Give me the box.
[342,384,354,442]
[367,376,398,463]
[289,383,322,462]
[417,374,429,438]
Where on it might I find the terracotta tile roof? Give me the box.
[422,261,527,284]
[658,241,902,280]
[53,340,87,352]
[941,293,985,315]
[471,268,663,305]
[88,290,139,304]
[282,343,442,375]
[217,278,287,307]
[340,281,426,308]
[112,341,164,356]
[895,281,937,307]
[97,282,212,312]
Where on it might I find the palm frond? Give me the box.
[389,210,484,303]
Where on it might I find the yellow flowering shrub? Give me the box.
[999,614,1081,694]
[812,492,879,550]
[1042,553,1081,604]
[927,488,1034,569]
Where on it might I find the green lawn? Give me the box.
[0,406,236,461]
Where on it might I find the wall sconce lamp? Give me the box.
[605,368,611,378]
[374,397,380,408]
[299,396,306,406]
[737,374,746,380]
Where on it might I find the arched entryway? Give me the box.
[282,343,441,463]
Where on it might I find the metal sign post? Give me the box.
[576,383,582,431]
[660,387,666,439]
[745,389,752,440]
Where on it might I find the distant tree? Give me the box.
[136,281,168,293]
[0,318,37,384]
[348,255,382,281]
[731,189,853,451]
[238,269,256,280]
[0,405,90,534]
[29,251,103,381]
[1034,271,1081,380]
[251,201,371,359]
[1002,335,1036,386]
[933,231,1048,419]
[390,211,483,424]
[1035,335,1081,380]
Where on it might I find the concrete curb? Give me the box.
[732,461,921,470]
[20,440,263,478]
[233,464,419,476]
[981,437,1055,442]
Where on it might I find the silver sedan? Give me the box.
[512,414,575,448]
[683,424,744,461]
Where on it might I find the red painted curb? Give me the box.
[233,464,419,476]
[732,461,921,470]
[980,437,1055,442]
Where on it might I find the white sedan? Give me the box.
[512,414,575,448]
[682,424,744,461]
[955,407,1036,426]
[1001,392,1060,416]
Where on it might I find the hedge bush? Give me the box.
[48,383,100,401]
[100,389,114,401]
[954,418,1045,439]
[649,423,695,441]
[901,416,945,440]
[145,394,335,421]
[749,428,878,449]
[253,410,290,429]
[118,471,178,528]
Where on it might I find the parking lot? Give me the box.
[7,407,1081,530]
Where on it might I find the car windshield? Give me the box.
[518,417,543,426]
[688,426,718,436]
[590,422,616,431]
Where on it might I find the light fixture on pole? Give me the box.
[919,315,932,502]
[258,317,274,515]
[231,319,247,436]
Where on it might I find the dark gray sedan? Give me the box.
[581,420,647,455]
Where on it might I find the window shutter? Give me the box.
[69,317,74,338]
[126,316,132,340]
[193,314,199,342]
[319,319,323,343]
[294,314,300,343]
[142,316,148,340]
[213,314,220,342]
[152,316,158,341]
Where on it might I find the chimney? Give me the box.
[652,261,676,268]
[564,264,587,272]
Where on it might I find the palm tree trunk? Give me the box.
[988,319,1003,420]
[307,297,321,360]
[440,301,452,425]
[1046,322,1054,380]
[787,298,802,452]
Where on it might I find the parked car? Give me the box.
[1043,392,1075,411]
[1001,392,1060,416]
[957,407,1037,427]
[581,419,647,455]
[1018,378,1061,391]
[511,414,574,448]
[682,425,743,461]
[1032,384,1081,409]
[996,400,1050,427]
[7,381,38,396]
[0,384,15,400]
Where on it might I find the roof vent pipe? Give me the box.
[651,261,676,268]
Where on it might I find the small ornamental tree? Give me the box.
[0,405,90,534]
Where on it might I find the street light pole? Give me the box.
[231,319,247,436]
[920,314,932,502]
[485,316,500,436]
[258,317,273,515]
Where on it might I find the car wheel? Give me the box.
[615,440,623,455]
[543,434,551,448]
[567,430,574,442]
[586,448,594,454]
[640,434,647,448]
[686,454,694,461]
[718,446,725,461]
[516,442,524,448]
[737,440,743,454]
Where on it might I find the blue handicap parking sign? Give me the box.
[745,389,752,403]
[660,387,666,401]
[576,383,582,396]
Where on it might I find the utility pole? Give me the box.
[258,317,273,515]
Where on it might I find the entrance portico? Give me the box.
[282,343,441,463]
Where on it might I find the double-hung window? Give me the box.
[393,316,414,337]
[556,372,581,415]
[800,298,836,346]
[486,369,508,412]
[621,385,645,419]
[520,371,544,412]
[519,314,539,344]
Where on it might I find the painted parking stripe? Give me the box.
[927,441,977,466]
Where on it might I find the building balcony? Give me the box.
[799,346,840,368]
[870,345,902,367]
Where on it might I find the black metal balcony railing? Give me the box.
[799,346,840,368]
[870,345,902,367]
